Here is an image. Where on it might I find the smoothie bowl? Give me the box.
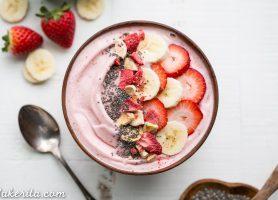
[62,21,218,175]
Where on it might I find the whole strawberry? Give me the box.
[36,3,75,48]
[2,26,43,55]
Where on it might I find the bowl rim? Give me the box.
[61,20,219,175]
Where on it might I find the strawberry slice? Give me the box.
[144,110,160,125]
[151,63,167,91]
[136,132,162,155]
[168,100,203,135]
[178,68,206,103]
[160,44,190,78]
[143,98,167,131]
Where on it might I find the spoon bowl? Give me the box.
[18,105,95,200]
[18,105,60,153]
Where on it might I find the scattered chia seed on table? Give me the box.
[190,187,251,200]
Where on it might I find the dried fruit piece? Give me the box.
[130,110,144,127]
[146,154,157,162]
[123,32,143,53]
[121,98,143,112]
[124,85,137,96]
[116,112,135,126]
[124,57,138,71]
[112,39,127,58]
[130,52,144,65]
[136,132,162,155]
[143,122,158,133]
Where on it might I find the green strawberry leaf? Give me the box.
[2,31,10,52]
[36,2,71,21]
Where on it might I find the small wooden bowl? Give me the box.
[180,179,258,200]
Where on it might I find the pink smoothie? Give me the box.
[64,24,217,174]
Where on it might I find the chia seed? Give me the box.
[170,32,176,37]
[190,187,251,200]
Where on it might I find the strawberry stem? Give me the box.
[2,31,10,52]
[36,2,71,20]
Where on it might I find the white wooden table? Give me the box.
[0,0,277,199]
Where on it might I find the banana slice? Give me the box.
[156,121,188,156]
[76,0,104,20]
[0,0,28,23]
[23,66,39,84]
[25,49,55,82]
[157,78,183,108]
[112,39,127,58]
[137,33,168,63]
[137,67,160,101]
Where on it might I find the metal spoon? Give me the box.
[18,105,95,200]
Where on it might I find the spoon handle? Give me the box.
[51,148,96,200]
[252,165,278,200]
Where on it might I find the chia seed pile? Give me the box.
[101,63,140,158]
[116,125,140,158]
[190,187,251,200]
[101,64,129,121]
